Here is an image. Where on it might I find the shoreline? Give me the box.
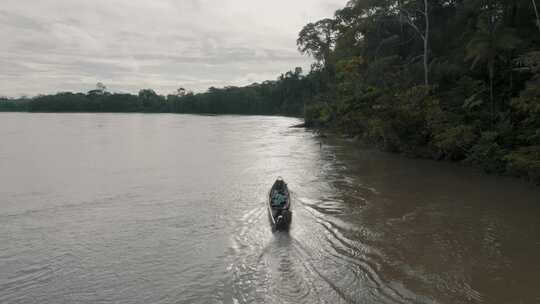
[308,125,540,187]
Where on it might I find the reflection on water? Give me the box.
[1,113,539,304]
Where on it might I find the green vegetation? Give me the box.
[0,72,311,115]
[2,0,540,183]
[0,96,30,112]
[297,0,540,184]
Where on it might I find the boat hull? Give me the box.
[268,178,292,230]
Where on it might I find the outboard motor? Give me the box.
[281,210,290,224]
[276,215,284,226]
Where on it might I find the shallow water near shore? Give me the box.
[1,113,539,304]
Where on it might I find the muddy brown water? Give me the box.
[1,113,539,303]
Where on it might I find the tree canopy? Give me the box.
[300,0,540,183]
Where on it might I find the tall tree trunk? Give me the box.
[533,0,540,30]
[489,63,494,128]
[399,0,429,85]
[488,0,495,128]
[398,0,404,55]
[424,0,430,86]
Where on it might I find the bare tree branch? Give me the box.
[399,0,430,85]
[533,0,540,30]
[400,7,426,40]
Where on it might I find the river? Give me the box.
[1,113,539,304]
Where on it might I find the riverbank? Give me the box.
[306,122,540,186]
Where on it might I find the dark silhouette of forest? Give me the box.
[2,0,540,182]
[0,76,308,115]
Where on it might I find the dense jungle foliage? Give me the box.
[296,0,540,183]
[2,0,540,182]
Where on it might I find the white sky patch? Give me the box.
[0,0,345,97]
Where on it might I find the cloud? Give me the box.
[0,0,345,97]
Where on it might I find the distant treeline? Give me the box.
[0,70,314,116]
[2,0,540,183]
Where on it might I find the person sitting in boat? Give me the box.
[271,191,287,207]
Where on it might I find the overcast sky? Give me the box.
[1,0,345,97]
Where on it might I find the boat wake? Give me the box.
[227,193,433,304]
